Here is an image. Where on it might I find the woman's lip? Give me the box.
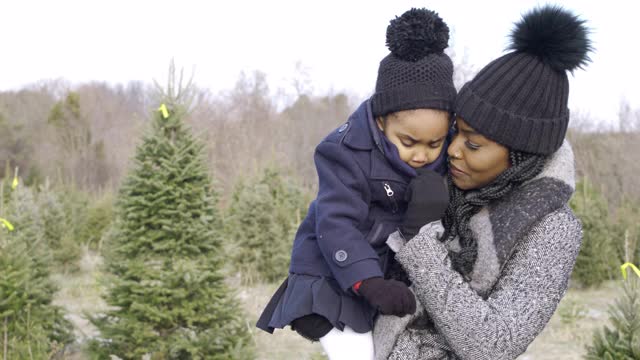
[449,163,467,177]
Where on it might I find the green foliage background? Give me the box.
[224,166,311,284]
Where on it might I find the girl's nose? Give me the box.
[413,151,428,163]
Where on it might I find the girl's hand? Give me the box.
[357,277,416,317]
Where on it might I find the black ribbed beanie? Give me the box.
[371,8,456,118]
[454,5,592,155]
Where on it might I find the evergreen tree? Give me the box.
[38,180,82,272]
[570,179,619,287]
[0,185,73,359]
[611,201,640,269]
[225,166,309,284]
[90,90,253,359]
[586,279,640,359]
[77,191,114,250]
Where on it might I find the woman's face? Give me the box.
[376,109,450,169]
[447,118,510,190]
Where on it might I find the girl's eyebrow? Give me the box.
[398,134,418,142]
[399,134,446,143]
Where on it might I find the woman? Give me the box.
[374,5,592,359]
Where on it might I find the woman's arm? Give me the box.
[396,207,582,360]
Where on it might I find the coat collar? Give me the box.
[344,99,409,184]
[343,98,381,152]
[370,150,409,183]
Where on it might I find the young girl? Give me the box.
[256,8,455,359]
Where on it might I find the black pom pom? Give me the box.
[386,8,450,62]
[508,5,593,72]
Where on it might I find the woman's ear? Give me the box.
[376,117,385,131]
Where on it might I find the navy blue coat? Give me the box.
[289,100,412,291]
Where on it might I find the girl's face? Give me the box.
[376,109,450,169]
[447,117,510,190]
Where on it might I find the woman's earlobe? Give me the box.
[376,117,385,131]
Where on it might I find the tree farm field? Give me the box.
[52,250,621,359]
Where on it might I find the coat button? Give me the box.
[338,123,349,133]
[335,250,348,262]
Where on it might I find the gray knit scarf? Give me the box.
[441,143,574,297]
[442,151,547,278]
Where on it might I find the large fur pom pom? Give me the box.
[509,5,593,72]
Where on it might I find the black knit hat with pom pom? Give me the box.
[454,5,593,155]
[371,8,456,118]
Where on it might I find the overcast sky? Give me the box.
[1,0,637,125]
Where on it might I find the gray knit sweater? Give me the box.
[374,141,583,360]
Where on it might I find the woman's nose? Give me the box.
[448,135,463,159]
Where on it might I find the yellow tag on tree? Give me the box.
[159,104,169,119]
[0,218,14,231]
[621,262,640,280]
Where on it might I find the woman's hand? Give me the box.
[400,168,449,239]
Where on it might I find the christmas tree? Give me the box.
[37,180,82,272]
[225,166,309,284]
[90,73,253,359]
[586,279,640,359]
[570,179,619,287]
[0,182,73,359]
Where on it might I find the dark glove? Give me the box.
[291,314,333,341]
[385,254,411,287]
[400,167,449,240]
[358,277,416,316]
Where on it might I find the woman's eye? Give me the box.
[429,142,442,149]
[401,140,414,147]
[465,140,480,150]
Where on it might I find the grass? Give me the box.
[50,247,110,358]
[50,251,624,359]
